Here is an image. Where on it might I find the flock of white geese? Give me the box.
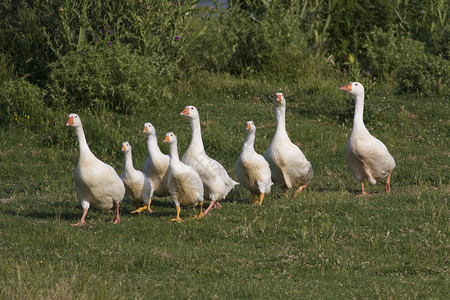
[66,82,396,226]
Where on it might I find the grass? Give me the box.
[0,73,449,298]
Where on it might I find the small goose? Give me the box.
[164,132,204,223]
[340,82,395,195]
[180,106,238,216]
[66,114,125,226]
[236,121,273,205]
[120,142,154,213]
[264,93,313,196]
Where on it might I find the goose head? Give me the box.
[273,93,286,108]
[246,121,256,132]
[164,132,177,144]
[180,106,199,119]
[121,141,131,153]
[65,113,82,128]
[143,122,156,135]
[340,82,364,97]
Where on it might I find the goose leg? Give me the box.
[203,200,216,216]
[385,172,392,193]
[109,203,120,224]
[359,180,367,196]
[147,196,153,213]
[295,184,308,195]
[258,193,264,205]
[131,205,149,214]
[214,202,222,208]
[194,202,204,219]
[171,205,183,223]
[131,197,153,214]
[71,208,88,227]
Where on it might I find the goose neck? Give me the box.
[274,106,287,137]
[124,150,134,171]
[243,130,256,151]
[147,133,163,156]
[189,117,205,152]
[169,141,180,162]
[352,94,366,131]
[74,125,94,157]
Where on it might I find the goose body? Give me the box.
[66,113,125,226]
[264,93,313,194]
[340,82,395,194]
[142,122,170,197]
[120,142,154,213]
[236,121,273,205]
[180,106,238,216]
[164,132,204,222]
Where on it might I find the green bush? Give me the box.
[0,0,60,84]
[364,28,427,79]
[395,54,449,95]
[47,44,166,114]
[0,79,49,128]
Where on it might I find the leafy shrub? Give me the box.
[0,79,49,128]
[0,0,60,84]
[0,0,197,84]
[47,44,167,114]
[0,55,15,82]
[395,54,449,95]
[363,28,427,79]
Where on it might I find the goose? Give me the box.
[236,121,273,205]
[66,113,125,226]
[120,142,154,213]
[164,132,204,223]
[340,82,395,195]
[264,93,313,196]
[180,106,238,216]
[142,122,170,200]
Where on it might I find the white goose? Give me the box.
[236,121,273,205]
[264,93,313,195]
[142,122,170,198]
[340,82,395,195]
[66,114,125,226]
[164,132,204,223]
[180,106,238,216]
[120,142,154,213]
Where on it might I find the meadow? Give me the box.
[0,0,449,299]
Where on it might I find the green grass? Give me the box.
[0,73,449,298]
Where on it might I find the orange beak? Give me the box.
[246,123,252,130]
[65,116,74,126]
[164,135,170,143]
[275,94,283,102]
[143,126,148,133]
[121,145,126,151]
[340,83,352,92]
[180,107,190,116]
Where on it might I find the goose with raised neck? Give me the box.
[236,121,273,205]
[164,132,204,223]
[180,105,238,216]
[264,93,313,196]
[340,82,395,195]
[66,113,125,226]
[142,122,170,198]
[120,142,154,213]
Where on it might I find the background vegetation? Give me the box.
[0,0,448,298]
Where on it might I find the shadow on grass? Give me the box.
[0,197,181,222]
